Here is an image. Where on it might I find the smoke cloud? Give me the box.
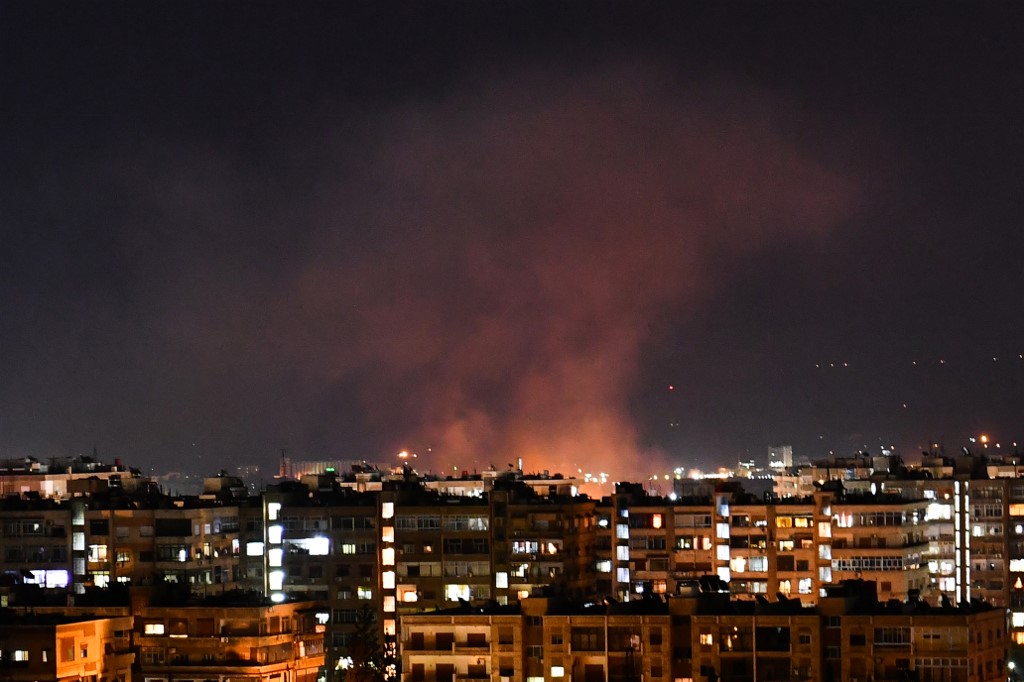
[229,67,859,479]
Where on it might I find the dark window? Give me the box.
[155,518,191,537]
[90,519,110,535]
[571,627,605,651]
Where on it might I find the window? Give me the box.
[874,627,910,646]
[571,627,604,651]
[144,622,166,635]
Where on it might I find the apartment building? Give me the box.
[0,481,248,595]
[0,611,134,682]
[133,593,325,682]
[400,580,1006,682]
[599,483,932,605]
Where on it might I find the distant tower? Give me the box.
[278,449,290,479]
[768,445,793,472]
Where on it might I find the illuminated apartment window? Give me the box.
[342,543,356,554]
[144,622,165,635]
[382,526,395,543]
[246,541,265,556]
[268,570,284,590]
[268,548,283,567]
[381,502,395,519]
[383,571,396,589]
[699,632,714,646]
[383,596,396,612]
[88,545,108,562]
[268,525,283,544]
[446,584,471,601]
[267,502,281,521]
[382,548,395,566]
[358,587,373,600]
[495,572,509,588]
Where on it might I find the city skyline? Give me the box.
[3,4,1024,480]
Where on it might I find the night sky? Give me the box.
[3,3,1024,479]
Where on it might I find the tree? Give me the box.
[345,605,385,682]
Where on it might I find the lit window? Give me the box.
[551,666,565,678]
[382,547,395,566]
[382,526,395,543]
[268,525,283,544]
[381,502,395,519]
[446,584,471,601]
[495,572,509,588]
[246,541,265,557]
[267,502,281,521]
[144,623,165,635]
[382,571,396,589]
[383,596,396,612]
[268,570,284,590]
[268,548,283,567]
[358,587,373,600]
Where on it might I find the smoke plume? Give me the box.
[247,67,860,479]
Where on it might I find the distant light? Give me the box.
[668,384,675,391]
[980,435,989,444]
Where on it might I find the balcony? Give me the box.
[453,642,490,654]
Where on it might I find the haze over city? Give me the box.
[3,4,1024,481]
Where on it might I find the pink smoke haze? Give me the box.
[251,70,862,481]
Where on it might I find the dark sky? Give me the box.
[3,3,1024,479]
